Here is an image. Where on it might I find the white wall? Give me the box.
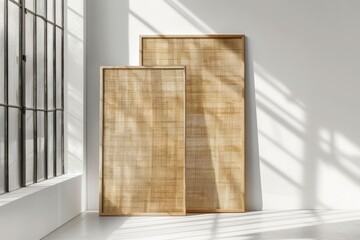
[86,0,360,210]
[86,0,129,211]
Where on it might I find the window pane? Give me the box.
[36,0,45,17]
[8,3,21,106]
[0,0,4,104]
[37,18,45,109]
[47,0,54,22]
[25,0,34,12]
[47,23,54,109]
[56,111,62,176]
[26,111,34,185]
[26,12,34,107]
[56,28,62,108]
[0,107,4,193]
[47,112,54,178]
[9,108,21,191]
[55,0,62,26]
[37,111,45,181]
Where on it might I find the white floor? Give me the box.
[42,210,360,240]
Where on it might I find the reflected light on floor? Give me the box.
[42,210,360,240]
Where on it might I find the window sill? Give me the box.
[0,174,82,207]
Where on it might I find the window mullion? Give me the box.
[33,0,38,183]
[44,0,48,179]
[20,0,26,188]
[4,0,9,193]
[52,0,56,177]
[61,0,64,174]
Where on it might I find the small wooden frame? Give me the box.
[99,66,186,216]
[140,35,245,213]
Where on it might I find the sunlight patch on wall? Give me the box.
[255,62,307,209]
[66,0,84,174]
[317,129,360,209]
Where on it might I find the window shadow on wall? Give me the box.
[169,0,360,211]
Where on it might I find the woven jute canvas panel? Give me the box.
[141,35,245,212]
[99,67,186,215]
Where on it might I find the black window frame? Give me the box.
[0,0,64,194]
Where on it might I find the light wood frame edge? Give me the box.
[99,66,187,216]
[139,34,246,213]
[182,66,187,214]
[99,67,104,215]
[100,66,186,70]
[187,209,245,213]
[242,36,246,212]
[100,212,186,216]
[139,34,245,39]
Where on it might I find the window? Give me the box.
[0,0,64,194]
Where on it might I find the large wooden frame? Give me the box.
[99,66,186,216]
[140,35,245,212]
